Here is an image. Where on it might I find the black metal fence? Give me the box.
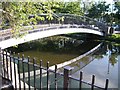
[0,49,109,90]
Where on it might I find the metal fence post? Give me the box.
[9,51,12,82]
[79,71,83,90]
[47,61,49,90]
[55,64,57,89]
[39,60,42,89]
[91,75,95,90]
[22,54,26,90]
[17,53,21,90]
[2,50,5,78]
[33,58,36,90]
[5,50,8,79]
[28,56,30,90]
[63,66,73,90]
[0,47,2,88]
[104,79,109,90]
[13,52,17,89]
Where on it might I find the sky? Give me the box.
[64,0,114,4]
[97,0,113,4]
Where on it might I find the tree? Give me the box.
[52,1,82,15]
[87,2,110,22]
[1,2,60,37]
[64,2,82,15]
[81,0,94,15]
[113,2,120,24]
[1,1,83,37]
[1,2,42,36]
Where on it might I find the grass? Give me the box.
[105,34,120,43]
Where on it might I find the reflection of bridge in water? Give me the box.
[0,14,109,49]
[20,42,102,78]
[55,42,102,74]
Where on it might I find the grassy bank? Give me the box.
[105,34,120,43]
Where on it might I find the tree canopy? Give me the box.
[1,0,120,33]
[113,2,120,24]
[86,1,120,24]
[1,1,82,29]
[1,2,63,37]
[86,2,110,22]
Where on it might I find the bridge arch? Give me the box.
[0,13,108,49]
[0,27,103,49]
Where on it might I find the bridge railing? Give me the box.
[29,14,108,37]
[0,13,108,42]
[54,13,108,32]
[0,49,109,89]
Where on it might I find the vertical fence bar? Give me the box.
[39,60,42,89]
[47,61,49,90]
[17,53,21,90]
[91,75,95,90]
[79,71,83,90]
[5,50,9,79]
[2,50,5,78]
[33,58,36,90]
[0,48,2,87]
[9,51,12,82]
[104,79,109,90]
[13,52,17,89]
[22,54,26,90]
[28,56,30,90]
[55,64,57,89]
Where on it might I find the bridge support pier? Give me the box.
[107,26,114,35]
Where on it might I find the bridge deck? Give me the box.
[0,25,103,49]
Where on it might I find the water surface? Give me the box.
[8,36,119,88]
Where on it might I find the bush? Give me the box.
[111,34,120,39]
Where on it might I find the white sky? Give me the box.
[97,0,113,4]
[65,0,114,4]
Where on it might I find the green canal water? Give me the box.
[8,35,119,88]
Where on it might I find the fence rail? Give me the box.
[0,49,109,90]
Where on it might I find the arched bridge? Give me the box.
[0,14,108,49]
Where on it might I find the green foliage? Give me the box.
[64,2,82,15]
[107,34,120,43]
[111,34,120,39]
[86,1,120,24]
[2,2,44,37]
[113,2,120,24]
[1,1,83,38]
[109,54,118,66]
[87,2,110,19]
[53,1,82,15]
[1,2,61,36]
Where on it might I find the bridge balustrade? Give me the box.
[0,14,108,42]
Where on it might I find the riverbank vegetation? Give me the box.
[106,34,120,43]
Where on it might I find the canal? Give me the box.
[7,35,119,88]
